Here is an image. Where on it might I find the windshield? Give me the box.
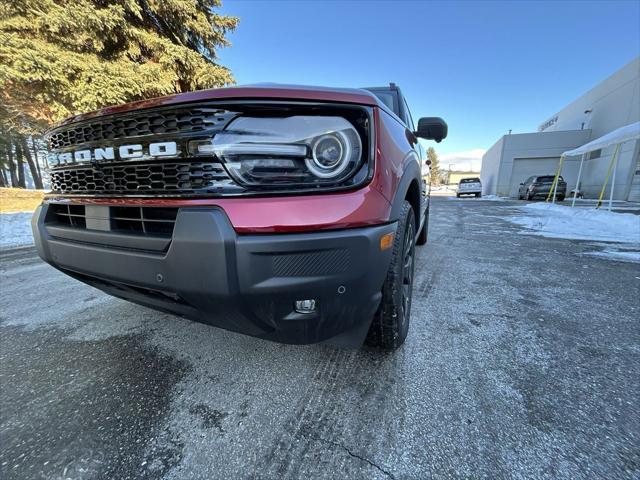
[460,178,480,184]
[537,176,563,182]
[366,89,399,115]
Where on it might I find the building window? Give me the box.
[588,149,602,160]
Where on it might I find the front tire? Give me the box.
[416,206,429,246]
[365,201,416,350]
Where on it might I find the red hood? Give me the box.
[56,84,383,128]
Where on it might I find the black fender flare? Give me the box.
[388,154,423,229]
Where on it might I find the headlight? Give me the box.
[309,132,353,178]
[205,116,363,188]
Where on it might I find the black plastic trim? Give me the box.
[389,153,422,224]
[46,225,171,252]
[32,203,396,346]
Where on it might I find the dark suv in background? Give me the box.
[518,175,567,201]
[33,83,447,350]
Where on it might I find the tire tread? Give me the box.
[365,201,415,350]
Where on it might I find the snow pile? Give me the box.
[431,187,458,197]
[509,203,640,243]
[0,212,35,248]
[481,195,506,201]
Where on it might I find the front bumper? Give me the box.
[32,203,396,346]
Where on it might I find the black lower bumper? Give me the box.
[32,204,396,346]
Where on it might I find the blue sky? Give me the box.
[218,0,640,168]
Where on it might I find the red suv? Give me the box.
[32,84,447,350]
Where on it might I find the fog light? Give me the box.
[295,299,317,314]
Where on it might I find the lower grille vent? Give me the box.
[50,204,87,228]
[47,204,179,238]
[110,206,178,236]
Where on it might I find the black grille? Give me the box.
[48,107,234,150]
[48,204,179,237]
[48,204,87,228]
[109,206,178,236]
[50,160,238,195]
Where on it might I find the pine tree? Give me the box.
[0,0,239,134]
[0,0,238,188]
[427,147,441,185]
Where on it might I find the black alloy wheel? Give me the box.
[365,200,416,350]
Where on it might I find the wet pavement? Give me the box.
[1,197,638,479]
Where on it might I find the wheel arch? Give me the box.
[389,160,422,231]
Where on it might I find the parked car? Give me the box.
[456,177,482,197]
[33,83,447,350]
[518,175,567,201]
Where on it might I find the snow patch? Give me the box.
[583,249,640,263]
[0,212,35,248]
[481,195,506,201]
[508,203,640,244]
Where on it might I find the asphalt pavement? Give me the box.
[1,197,638,479]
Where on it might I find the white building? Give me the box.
[481,57,640,201]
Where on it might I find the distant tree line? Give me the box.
[0,129,46,188]
[0,0,238,189]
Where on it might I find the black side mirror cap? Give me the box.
[415,117,448,143]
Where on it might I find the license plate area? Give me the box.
[85,205,111,231]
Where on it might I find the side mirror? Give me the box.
[415,117,448,143]
[519,182,524,186]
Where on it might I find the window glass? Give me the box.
[588,149,602,160]
[403,98,415,130]
[537,176,557,183]
[370,91,397,113]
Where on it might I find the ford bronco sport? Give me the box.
[32,84,447,350]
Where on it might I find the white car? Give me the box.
[456,178,482,198]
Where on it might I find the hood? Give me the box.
[56,84,383,128]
